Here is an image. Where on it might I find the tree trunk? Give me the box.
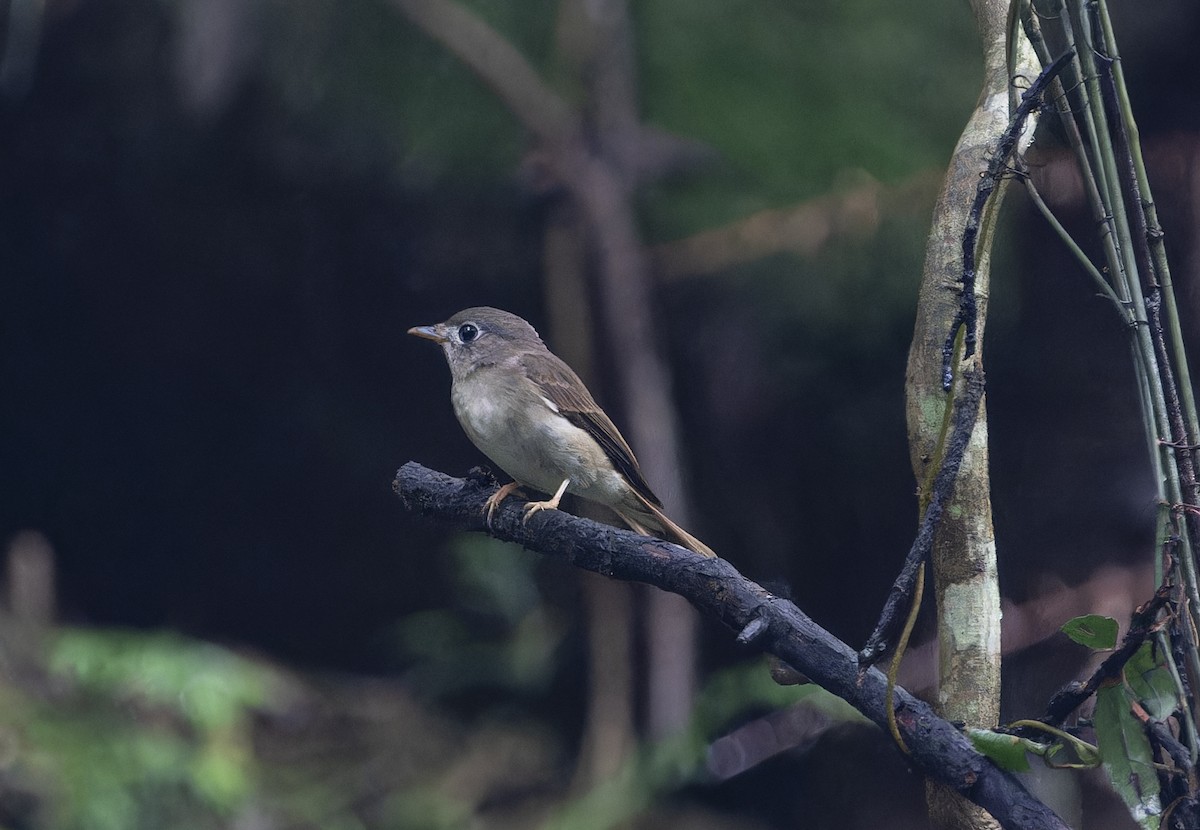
[906,2,1038,827]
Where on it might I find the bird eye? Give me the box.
[458,323,479,343]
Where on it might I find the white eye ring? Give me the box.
[458,323,479,343]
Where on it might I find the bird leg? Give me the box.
[484,481,525,527]
[522,479,570,523]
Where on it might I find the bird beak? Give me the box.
[408,323,449,343]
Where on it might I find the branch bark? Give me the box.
[394,461,1069,830]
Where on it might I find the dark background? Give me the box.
[2,0,1191,665]
[1,0,1198,826]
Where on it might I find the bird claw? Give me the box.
[519,479,569,525]
[521,500,557,524]
[483,482,523,529]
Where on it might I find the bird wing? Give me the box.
[520,350,663,508]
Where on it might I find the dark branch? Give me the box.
[941,50,1074,390]
[393,461,1069,830]
[857,364,986,666]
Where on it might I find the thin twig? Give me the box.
[858,365,985,667]
[1019,0,1130,307]
[1016,159,1127,314]
[939,50,1073,391]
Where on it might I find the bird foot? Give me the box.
[521,499,559,522]
[484,482,524,528]
[520,479,570,524]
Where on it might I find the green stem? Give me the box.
[1062,2,1129,289]
[1095,0,1200,454]
[1068,0,1178,536]
[1021,0,1130,309]
[1156,628,1200,764]
[1022,0,1200,752]
[1019,164,1126,314]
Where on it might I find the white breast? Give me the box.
[450,368,627,506]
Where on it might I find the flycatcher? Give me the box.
[409,307,714,557]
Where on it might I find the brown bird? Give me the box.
[409,307,714,557]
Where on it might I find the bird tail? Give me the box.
[617,494,716,558]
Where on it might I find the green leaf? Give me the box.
[1125,641,1179,722]
[967,729,1032,772]
[1061,614,1119,650]
[1094,681,1162,830]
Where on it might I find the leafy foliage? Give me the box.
[636,0,980,237]
[1056,620,1176,829]
[1095,679,1162,830]
[1060,613,1119,650]
[389,534,567,697]
[1124,641,1180,723]
[0,629,285,830]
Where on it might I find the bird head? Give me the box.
[408,307,545,378]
